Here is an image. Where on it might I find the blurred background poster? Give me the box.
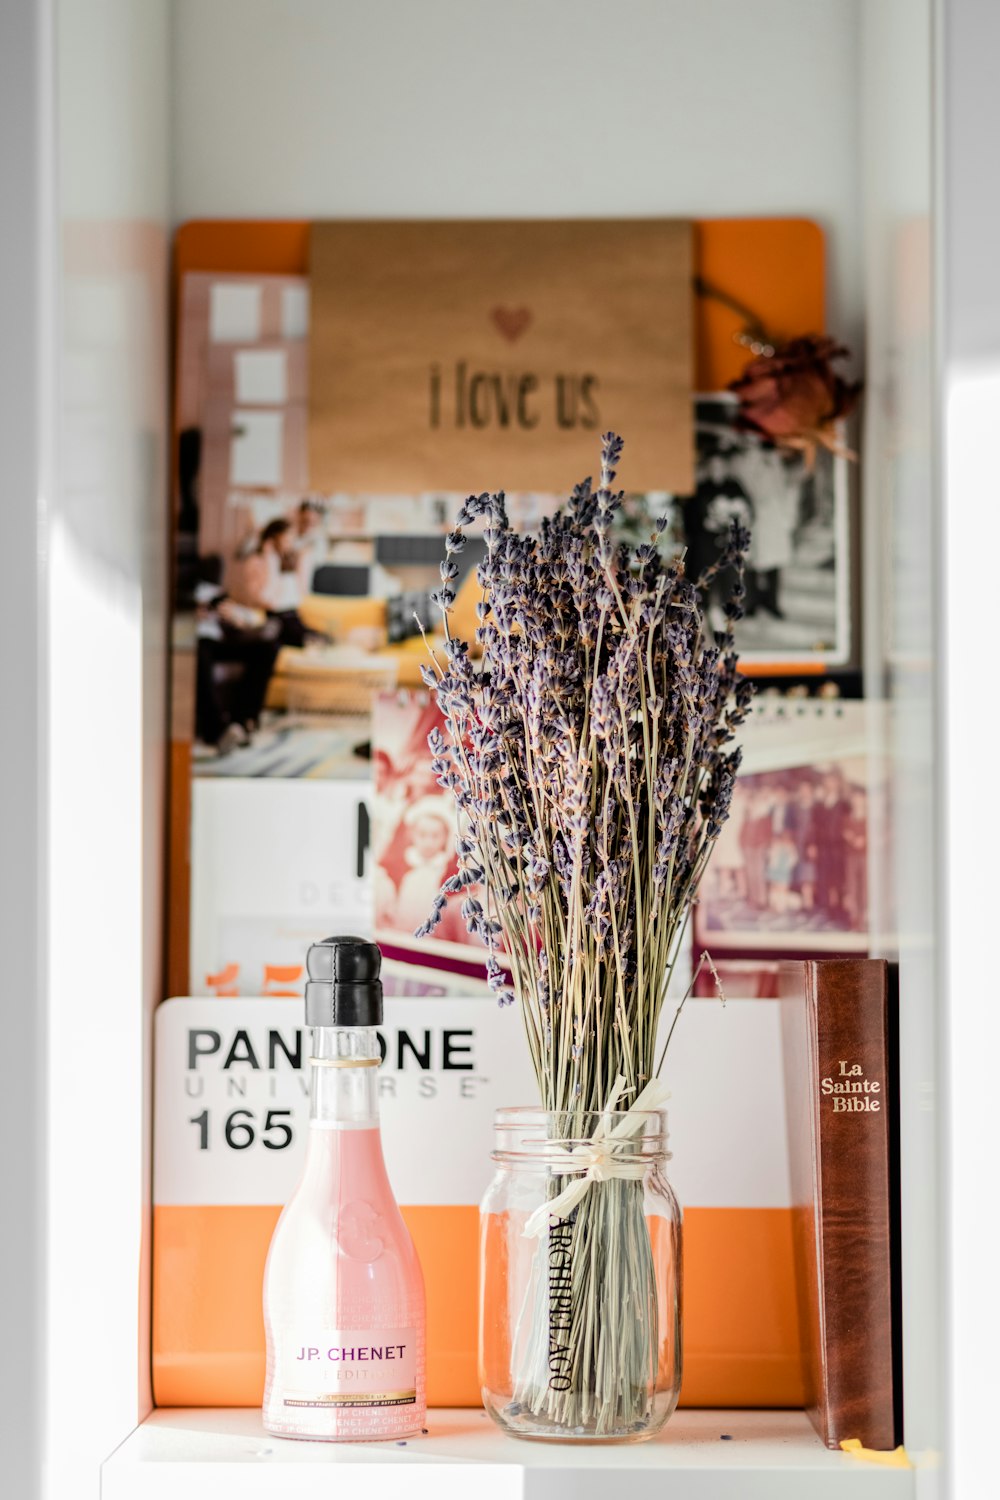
[169,219,858,1005]
[373,690,497,982]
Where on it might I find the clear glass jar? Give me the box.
[479,1106,682,1443]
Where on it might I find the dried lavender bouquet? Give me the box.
[420,432,751,1435]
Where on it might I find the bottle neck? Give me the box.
[308,1026,382,1128]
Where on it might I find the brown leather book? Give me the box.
[779,959,899,1450]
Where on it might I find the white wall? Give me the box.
[0,2,52,1495]
[50,0,170,1482]
[171,0,864,346]
[938,4,1000,1495]
[0,1,171,1496]
[860,0,940,1470]
[1,1,171,1492]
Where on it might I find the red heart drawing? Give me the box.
[491,306,532,342]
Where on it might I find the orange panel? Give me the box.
[152,1204,804,1409]
[174,216,824,395]
[681,1207,806,1407]
[694,218,825,390]
[153,1204,481,1408]
[403,1206,481,1406]
[173,220,310,296]
[153,1204,274,1406]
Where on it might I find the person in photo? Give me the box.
[843,788,869,930]
[732,442,802,620]
[768,781,794,835]
[193,574,281,755]
[387,796,467,942]
[681,447,754,630]
[243,517,309,647]
[739,784,774,911]
[789,779,819,914]
[290,498,328,592]
[814,768,851,917]
[766,830,799,915]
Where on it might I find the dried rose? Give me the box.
[728,335,861,463]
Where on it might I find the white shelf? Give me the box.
[101,1407,914,1499]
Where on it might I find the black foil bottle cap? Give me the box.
[305,935,383,1027]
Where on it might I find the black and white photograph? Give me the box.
[672,395,851,665]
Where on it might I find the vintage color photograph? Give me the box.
[694,702,878,954]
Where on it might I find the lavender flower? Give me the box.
[417,432,750,1106]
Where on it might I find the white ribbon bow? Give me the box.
[522,1073,670,1238]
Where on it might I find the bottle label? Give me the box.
[278,1328,417,1409]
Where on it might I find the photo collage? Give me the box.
[173,265,871,1004]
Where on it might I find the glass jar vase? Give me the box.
[479,1105,682,1442]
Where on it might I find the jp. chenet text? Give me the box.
[296,1344,407,1362]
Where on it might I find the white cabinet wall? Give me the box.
[2,0,171,1496]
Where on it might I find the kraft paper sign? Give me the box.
[308,219,693,493]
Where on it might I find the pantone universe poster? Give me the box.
[189,779,371,998]
[153,996,802,1410]
[308,219,694,494]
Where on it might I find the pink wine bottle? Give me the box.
[263,936,426,1440]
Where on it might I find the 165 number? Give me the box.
[188,1108,294,1151]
